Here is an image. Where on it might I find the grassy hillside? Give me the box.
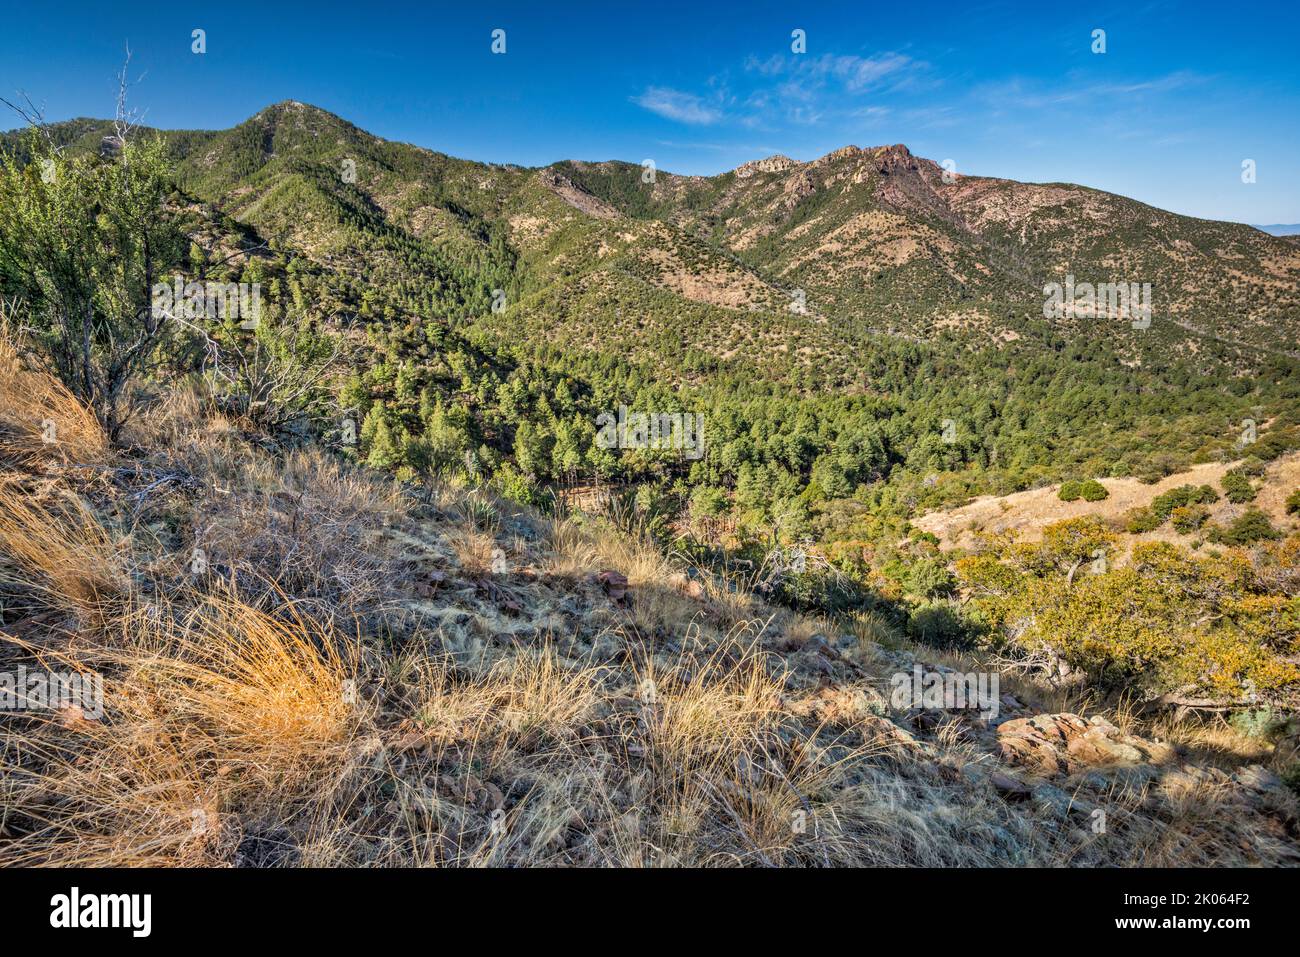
[1,330,1297,866]
[917,453,1300,552]
[3,103,1300,785]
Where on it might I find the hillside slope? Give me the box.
[917,452,1300,552]
[557,141,1300,358]
[1,340,1297,866]
[13,102,1297,366]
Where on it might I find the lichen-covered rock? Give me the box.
[996,712,1175,776]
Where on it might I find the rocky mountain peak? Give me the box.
[734,154,800,179]
[814,145,864,166]
[873,143,921,174]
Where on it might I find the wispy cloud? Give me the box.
[899,105,960,130]
[737,51,930,127]
[746,51,926,95]
[632,86,723,125]
[631,48,932,135]
[972,70,1203,111]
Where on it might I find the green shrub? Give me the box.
[906,601,967,646]
[1208,508,1281,545]
[1237,456,1268,477]
[1286,489,1300,515]
[493,462,543,508]
[1057,480,1082,502]
[1152,484,1218,522]
[956,525,1300,702]
[1125,507,1162,534]
[1170,504,1209,534]
[0,132,183,438]
[1229,707,1287,741]
[1079,479,1109,502]
[1222,470,1256,504]
[689,485,729,518]
[904,557,957,600]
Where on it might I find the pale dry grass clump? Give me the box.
[0,374,372,864]
[545,516,770,640]
[0,332,109,468]
[295,628,900,867]
[123,379,257,484]
[544,517,600,580]
[446,525,499,578]
[147,593,361,789]
[444,486,552,575]
[1120,772,1300,866]
[0,590,362,867]
[292,645,613,867]
[546,515,695,636]
[627,637,827,865]
[193,446,411,616]
[0,476,128,620]
[548,515,670,587]
[1144,710,1275,767]
[412,647,603,751]
[848,608,905,649]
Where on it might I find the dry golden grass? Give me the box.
[123,380,254,483]
[192,446,411,614]
[0,333,109,468]
[1144,710,1275,767]
[0,476,127,620]
[0,590,359,867]
[311,626,907,868]
[446,526,498,578]
[412,646,602,751]
[575,518,671,588]
[544,518,600,580]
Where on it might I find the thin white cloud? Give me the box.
[634,49,928,133]
[737,51,928,126]
[973,71,1203,110]
[745,51,923,93]
[632,86,722,125]
[830,52,917,92]
[899,105,960,129]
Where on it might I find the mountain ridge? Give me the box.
[11,99,1297,379]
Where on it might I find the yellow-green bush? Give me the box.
[957,518,1300,704]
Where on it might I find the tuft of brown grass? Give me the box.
[544,518,600,580]
[0,331,109,468]
[186,446,410,617]
[0,590,361,867]
[0,477,127,620]
[446,525,498,578]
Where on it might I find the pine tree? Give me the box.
[362,404,401,469]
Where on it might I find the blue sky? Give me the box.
[2,0,1297,223]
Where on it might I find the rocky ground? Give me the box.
[1,351,1297,867]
